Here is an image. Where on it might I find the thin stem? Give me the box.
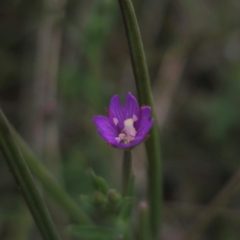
[0,110,60,240]
[122,150,133,197]
[10,125,93,225]
[117,0,162,239]
[138,202,150,240]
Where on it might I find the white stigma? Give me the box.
[124,119,137,137]
[115,117,137,144]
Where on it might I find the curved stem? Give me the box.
[122,150,133,197]
[117,0,162,239]
[0,109,60,240]
[10,125,93,225]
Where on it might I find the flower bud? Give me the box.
[107,189,121,204]
[93,191,106,206]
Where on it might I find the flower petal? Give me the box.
[93,116,117,142]
[137,119,154,137]
[130,136,147,147]
[93,94,153,149]
[110,136,145,149]
[135,106,151,129]
[135,106,154,137]
[109,95,125,130]
[124,93,140,119]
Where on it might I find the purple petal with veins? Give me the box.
[124,93,140,120]
[93,93,154,149]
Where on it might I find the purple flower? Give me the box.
[93,93,154,149]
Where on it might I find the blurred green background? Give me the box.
[1,0,240,239]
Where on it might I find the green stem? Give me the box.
[138,202,150,240]
[122,150,133,197]
[0,110,60,240]
[10,126,93,225]
[117,0,162,239]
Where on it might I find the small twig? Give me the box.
[122,150,133,196]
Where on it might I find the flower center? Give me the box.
[115,116,138,144]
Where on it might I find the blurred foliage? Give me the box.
[1,0,240,239]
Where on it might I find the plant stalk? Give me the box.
[0,109,60,240]
[117,0,162,239]
[10,125,93,225]
[122,150,133,197]
[138,202,150,240]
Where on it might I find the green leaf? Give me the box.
[89,169,109,195]
[0,110,60,240]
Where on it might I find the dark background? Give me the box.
[1,0,240,239]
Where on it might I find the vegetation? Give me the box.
[1,0,240,239]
